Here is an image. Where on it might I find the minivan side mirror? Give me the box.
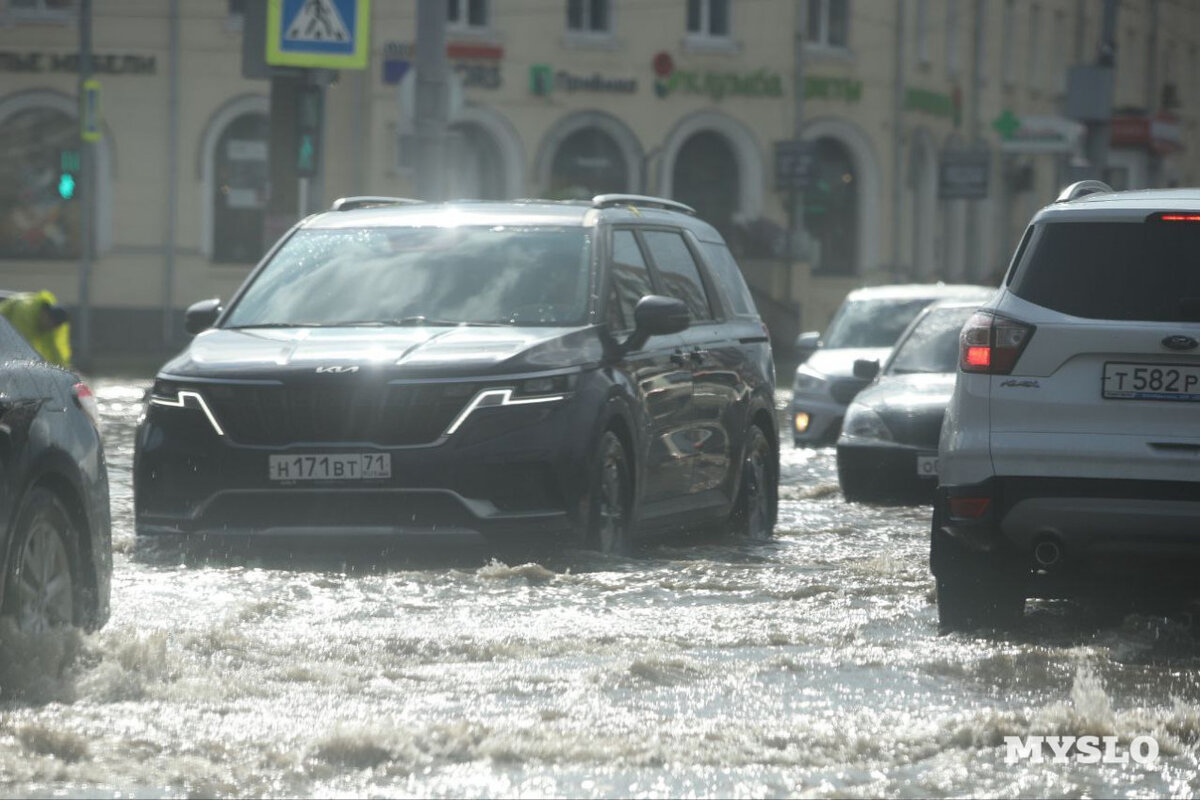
[853,358,880,381]
[185,298,222,335]
[795,330,821,363]
[623,295,690,353]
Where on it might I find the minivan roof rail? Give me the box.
[592,194,697,215]
[330,196,424,212]
[1055,180,1114,203]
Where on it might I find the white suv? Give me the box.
[935,182,1200,630]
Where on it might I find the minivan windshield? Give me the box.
[887,306,976,375]
[223,226,592,328]
[823,297,934,348]
[1010,219,1200,321]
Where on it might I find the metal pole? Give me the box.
[163,0,180,346]
[1084,0,1119,181]
[77,0,92,369]
[783,0,807,307]
[415,0,448,201]
[963,0,985,282]
[890,0,907,278]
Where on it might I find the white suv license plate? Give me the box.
[268,454,391,481]
[1103,362,1200,401]
[916,454,938,478]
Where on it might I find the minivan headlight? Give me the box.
[841,404,892,443]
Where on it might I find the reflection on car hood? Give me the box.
[854,372,958,414]
[161,325,604,379]
[803,347,893,378]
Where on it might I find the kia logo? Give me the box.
[315,365,359,374]
[1162,335,1199,351]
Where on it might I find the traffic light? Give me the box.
[58,149,79,200]
[297,86,322,178]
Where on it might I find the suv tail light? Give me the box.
[73,382,102,431]
[960,311,1036,375]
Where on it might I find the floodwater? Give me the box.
[2,378,1200,798]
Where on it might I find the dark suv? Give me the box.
[134,195,778,552]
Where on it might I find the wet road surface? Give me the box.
[1,378,1199,797]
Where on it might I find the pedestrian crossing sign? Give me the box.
[266,0,370,70]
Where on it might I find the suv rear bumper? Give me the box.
[936,477,1200,574]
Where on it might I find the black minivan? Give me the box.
[134,195,778,553]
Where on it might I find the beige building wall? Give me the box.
[2,1,1200,355]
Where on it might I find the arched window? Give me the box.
[446,122,506,200]
[0,106,82,259]
[211,111,268,264]
[804,137,858,275]
[671,130,739,241]
[548,127,628,199]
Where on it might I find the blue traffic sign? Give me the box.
[266,0,370,70]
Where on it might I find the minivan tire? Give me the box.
[587,431,633,555]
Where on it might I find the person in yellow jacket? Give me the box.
[0,290,72,368]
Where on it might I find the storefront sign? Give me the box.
[992,111,1083,154]
[805,76,862,103]
[383,42,501,89]
[774,140,815,192]
[1111,113,1185,154]
[530,64,637,96]
[939,149,990,199]
[904,87,959,123]
[0,51,156,75]
[652,52,782,100]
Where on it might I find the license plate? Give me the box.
[1102,362,1200,401]
[916,454,938,478]
[268,453,391,481]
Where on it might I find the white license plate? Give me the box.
[1103,362,1200,401]
[268,453,391,481]
[916,454,939,478]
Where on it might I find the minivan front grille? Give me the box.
[203,382,477,446]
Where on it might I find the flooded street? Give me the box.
[2,377,1200,797]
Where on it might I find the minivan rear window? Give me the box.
[1010,220,1200,321]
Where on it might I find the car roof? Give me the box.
[1035,188,1200,223]
[301,198,727,241]
[843,283,995,301]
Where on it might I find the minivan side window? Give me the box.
[607,229,655,332]
[641,230,713,321]
[698,240,757,317]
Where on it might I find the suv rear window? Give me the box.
[1010,220,1200,321]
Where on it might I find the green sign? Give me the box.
[805,76,862,103]
[655,67,783,101]
[992,109,1021,139]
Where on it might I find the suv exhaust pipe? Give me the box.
[1033,535,1063,570]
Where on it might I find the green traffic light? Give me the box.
[58,172,76,200]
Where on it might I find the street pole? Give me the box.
[1083,0,1119,181]
[963,0,985,282]
[415,0,449,201]
[784,0,807,309]
[77,0,93,369]
[890,0,906,278]
[163,0,180,346]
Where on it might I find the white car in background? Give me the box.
[935,182,1200,630]
[791,283,995,446]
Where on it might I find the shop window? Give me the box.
[548,127,629,199]
[804,137,858,275]
[0,106,81,259]
[567,0,610,34]
[687,0,730,40]
[807,0,848,49]
[672,131,739,245]
[448,0,489,31]
[212,112,268,264]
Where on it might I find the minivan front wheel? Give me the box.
[733,425,776,540]
[587,431,632,555]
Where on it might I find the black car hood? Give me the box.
[853,372,957,448]
[160,325,605,380]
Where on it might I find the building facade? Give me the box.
[0,0,1197,359]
